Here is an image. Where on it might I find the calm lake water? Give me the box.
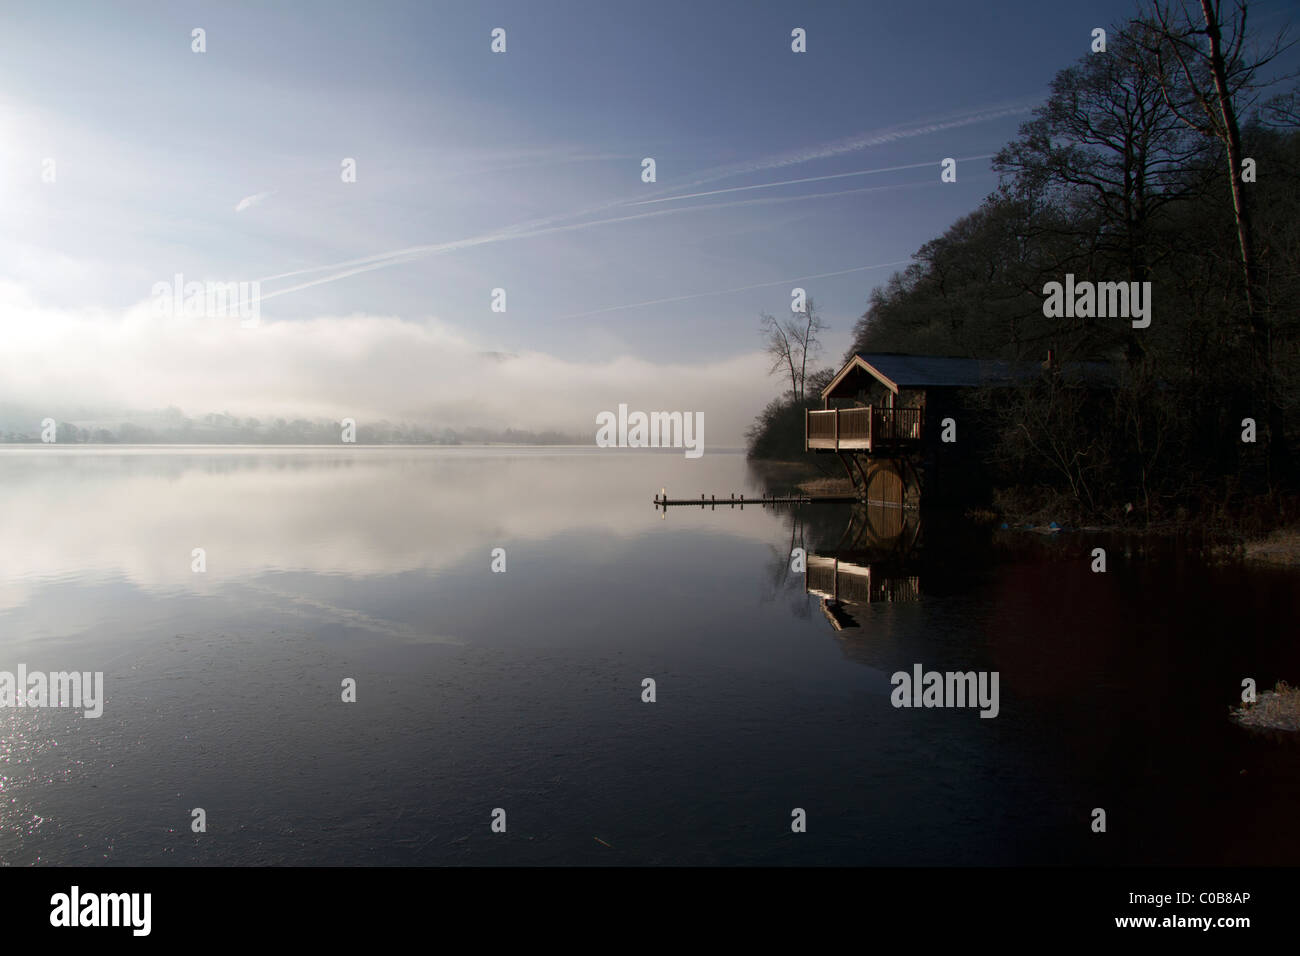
[0,445,1297,866]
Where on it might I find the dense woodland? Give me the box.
[749,3,1300,531]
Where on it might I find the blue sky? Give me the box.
[1,0,1294,441]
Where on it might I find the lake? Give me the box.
[1,445,1297,865]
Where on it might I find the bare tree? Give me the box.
[1139,0,1293,316]
[1139,0,1296,479]
[760,311,799,400]
[760,295,828,402]
[1261,83,1300,128]
[995,377,1114,516]
[995,25,1206,288]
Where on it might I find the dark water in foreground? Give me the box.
[0,445,1297,866]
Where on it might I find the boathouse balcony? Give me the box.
[805,555,921,606]
[804,406,924,452]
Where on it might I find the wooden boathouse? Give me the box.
[804,352,1110,510]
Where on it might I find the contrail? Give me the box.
[235,190,275,213]
[251,98,1031,295]
[631,155,996,206]
[253,178,955,303]
[560,260,916,319]
[656,101,1032,192]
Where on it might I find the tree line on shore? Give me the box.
[0,410,582,445]
[749,1,1300,531]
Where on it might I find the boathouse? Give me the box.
[805,352,1111,509]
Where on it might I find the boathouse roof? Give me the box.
[823,352,1114,398]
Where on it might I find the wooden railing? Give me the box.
[805,556,920,605]
[806,406,924,451]
[871,406,923,444]
[806,408,839,446]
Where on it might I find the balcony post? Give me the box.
[832,408,838,449]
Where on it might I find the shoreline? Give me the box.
[1240,529,1300,568]
[1231,683,1300,734]
[749,459,1300,565]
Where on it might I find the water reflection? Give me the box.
[0,445,785,617]
[1,447,1297,866]
[806,507,923,630]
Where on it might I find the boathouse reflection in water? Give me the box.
[806,502,922,630]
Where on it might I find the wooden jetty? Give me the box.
[654,489,855,510]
